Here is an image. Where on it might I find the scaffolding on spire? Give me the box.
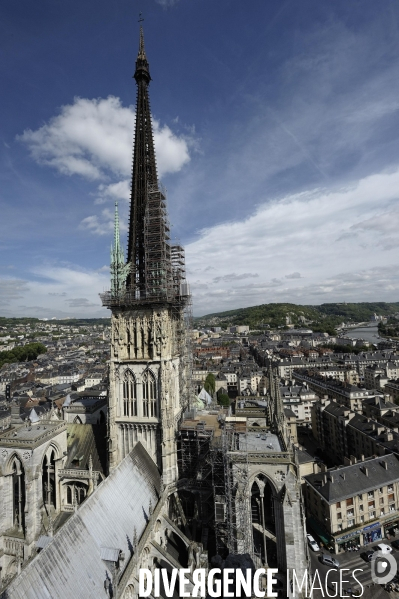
[100,26,190,312]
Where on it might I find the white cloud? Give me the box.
[154,123,191,175]
[95,180,131,204]
[0,279,29,305]
[186,168,399,314]
[65,297,99,308]
[285,272,302,279]
[212,273,258,284]
[19,96,190,181]
[79,208,116,236]
[351,206,399,249]
[18,96,192,236]
[18,97,129,179]
[3,264,111,318]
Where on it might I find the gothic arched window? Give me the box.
[11,457,25,532]
[65,483,87,506]
[123,370,137,416]
[42,449,56,508]
[142,370,156,417]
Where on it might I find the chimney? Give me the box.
[350,455,357,464]
[10,400,23,424]
[341,472,346,480]
[381,460,388,470]
[361,466,369,476]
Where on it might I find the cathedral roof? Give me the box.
[1,443,160,599]
[65,424,106,474]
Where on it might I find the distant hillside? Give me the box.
[194,302,399,335]
[0,317,110,327]
[0,317,40,327]
[49,318,110,326]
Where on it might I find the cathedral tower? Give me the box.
[101,27,191,484]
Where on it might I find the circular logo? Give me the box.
[371,550,398,585]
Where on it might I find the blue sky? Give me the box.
[2,0,399,318]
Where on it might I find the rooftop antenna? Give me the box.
[138,12,144,24]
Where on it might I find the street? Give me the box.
[307,537,399,598]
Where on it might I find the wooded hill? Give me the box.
[194,302,399,335]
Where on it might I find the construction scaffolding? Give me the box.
[177,293,193,412]
[210,422,253,558]
[178,420,214,485]
[224,424,253,556]
[177,414,255,559]
[144,183,173,299]
[210,434,228,556]
[177,418,216,551]
[100,182,191,310]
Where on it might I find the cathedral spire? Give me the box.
[127,25,158,290]
[101,26,190,309]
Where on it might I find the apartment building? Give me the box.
[304,455,399,553]
[312,397,399,464]
[295,368,384,411]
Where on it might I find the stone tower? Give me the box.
[101,27,190,485]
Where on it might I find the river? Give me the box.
[344,325,380,344]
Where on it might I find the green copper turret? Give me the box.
[110,201,130,295]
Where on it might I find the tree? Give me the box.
[0,342,47,369]
[217,393,230,407]
[204,373,215,396]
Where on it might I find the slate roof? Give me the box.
[304,454,399,503]
[322,402,350,418]
[1,443,160,599]
[297,449,315,464]
[284,408,297,418]
[362,396,398,411]
[65,424,107,473]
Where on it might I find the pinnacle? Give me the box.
[139,25,146,59]
[134,25,151,84]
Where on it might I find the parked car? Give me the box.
[360,551,374,562]
[391,540,399,550]
[307,534,320,552]
[374,543,393,554]
[319,554,340,568]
